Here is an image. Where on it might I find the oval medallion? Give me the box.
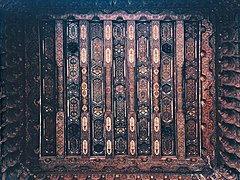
[130,140,135,155]
[153,24,159,40]
[128,25,134,40]
[69,23,78,39]
[105,25,111,40]
[130,117,135,132]
[129,48,135,63]
[107,140,112,155]
[154,140,160,155]
[80,25,87,40]
[105,48,111,64]
[82,116,88,131]
[83,140,88,154]
[154,117,160,132]
[106,116,111,132]
[153,48,159,63]
[81,48,87,64]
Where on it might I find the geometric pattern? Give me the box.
[2,0,239,178]
[39,13,216,175]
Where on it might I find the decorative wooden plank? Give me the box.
[40,20,56,156]
[104,20,113,157]
[112,21,128,155]
[48,173,207,179]
[79,20,90,157]
[33,12,220,177]
[201,19,216,160]
[184,21,200,157]
[175,20,185,160]
[55,20,65,156]
[126,21,137,157]
[90,21,105,156]
[150,21,161,157]
[66,20,81,155]
[160,21,176,156]
[136,20,151,155]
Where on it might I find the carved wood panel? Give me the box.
[1,0,240,178]
[38,12,216,175]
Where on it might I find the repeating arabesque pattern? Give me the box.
[79,20,90,157]
[55,20,65,156]
[201,19,216,162]
[3,11,237,177]
[126,21,137,156]
[160,21,175,156]
[66,21,81,155]
[175,20,185,160]
[184,21,200,157]
[90,22,105,156]
[151,21,161,158]
[113,22,128,155]
[104,20,114,158]
[136,22,151,155]
[38,16,216,164]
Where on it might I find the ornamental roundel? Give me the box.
[80,24,87,39]
[39,12,216,175]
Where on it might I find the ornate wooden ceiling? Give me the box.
[0,0,239,179]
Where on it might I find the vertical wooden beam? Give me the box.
[175,20,185,160]
[66,20,81,155]
[160,21,176,156]
[104,20,114,157]
[112,21,128,155]
[184,21,200,157]
[90,21,105,156]
[55,20,65,157]
[136,20,151,155]
[150,21,161,158]
[201,19,216,160]
[80,20,90,157]
[40,20,56,156]
[127,21,137,157]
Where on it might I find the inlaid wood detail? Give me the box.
[151,21,161,157]
[39,14,216,174]
[55,20,65,156]
[160,21,176,156]
[80,20,90,157]
[175,20,185,160]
